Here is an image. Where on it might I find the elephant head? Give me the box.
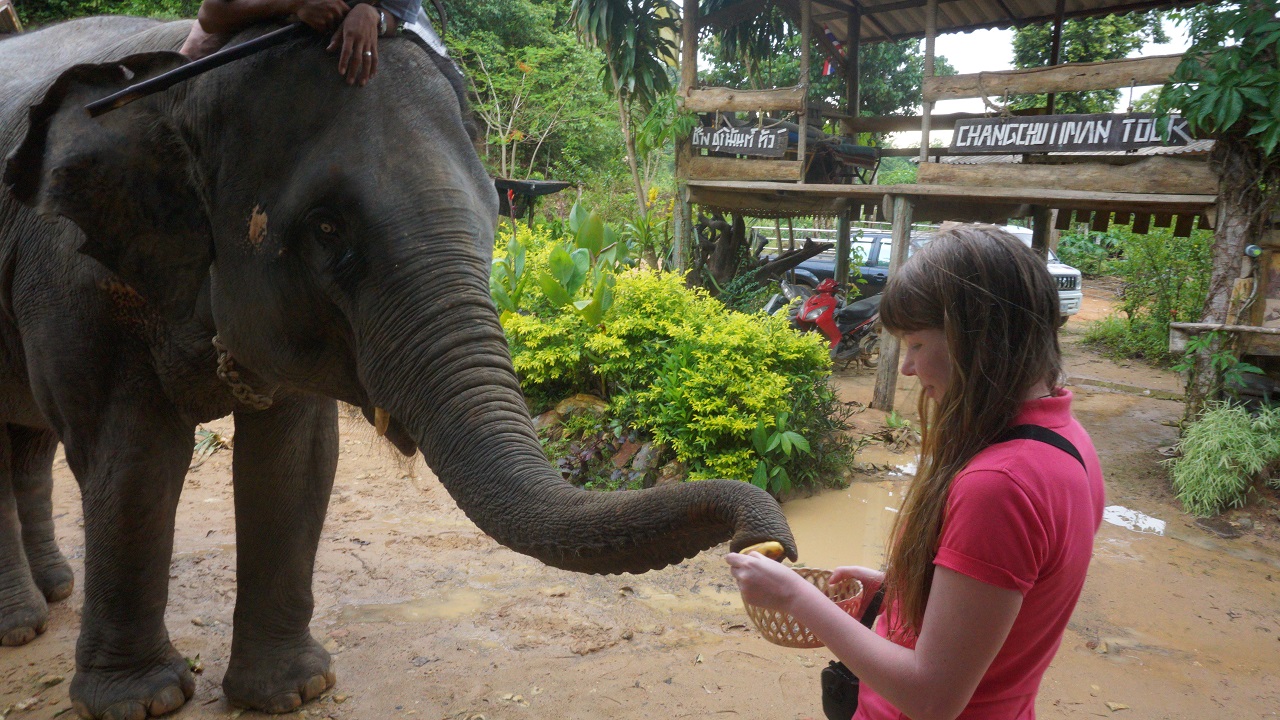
[4,31,797,574]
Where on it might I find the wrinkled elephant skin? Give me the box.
[0,16,796,720]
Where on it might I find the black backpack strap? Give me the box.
[996,424,1086,471]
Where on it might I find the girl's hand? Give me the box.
[830,565,884,619]
[327,3,379,86]
[725,551,811,613]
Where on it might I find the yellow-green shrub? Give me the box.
[494,219,849,493]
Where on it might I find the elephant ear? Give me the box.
[4,52,211,321]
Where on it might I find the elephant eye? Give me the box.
[318,221,336,235]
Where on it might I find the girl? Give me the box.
[727,224,1104,720]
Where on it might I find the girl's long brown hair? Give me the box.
[878,224,1063,638]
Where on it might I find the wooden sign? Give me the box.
[950,113,1193,155]
[692,125,788,157]
[0,0,22,33]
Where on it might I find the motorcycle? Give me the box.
[790,278,882,367]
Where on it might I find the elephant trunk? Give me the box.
[357,257,797,574]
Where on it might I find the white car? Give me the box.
[999,226,1083,323]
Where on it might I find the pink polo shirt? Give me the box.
[854,390,1105,720]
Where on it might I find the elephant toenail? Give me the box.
[72,700,93,719]
[265,692,302,714]
[1,627,36,646]
[46,581,74,602]
[102,700,146,720]
[149,686,187,715]
[301,673,330,700]
[179,671,196,699]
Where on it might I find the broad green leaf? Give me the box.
[779,433,792,456]
[577,211,606,256]
[568,202,588,234]
[548,245,577,289]
[537,271,575,308]
[787,432,811,455]
[569,248,592,295]
[752,461,769,490]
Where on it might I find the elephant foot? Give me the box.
[70,645,195,720]
[0,576,48,646]
[222,634,334,713]
[29,551,74,602]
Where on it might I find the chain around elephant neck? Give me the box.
[212,335,275,411]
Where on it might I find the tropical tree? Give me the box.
[1010,12,1168,114]
[17,0,198,26]
[1159,2,1280,416]
[570,0,681,220]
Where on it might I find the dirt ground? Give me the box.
[2,285,1278,720]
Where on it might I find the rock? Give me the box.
[554,394,608,418]
[191,617,209,627]
[532,410,562,433]
[541,585,570,597]
[1105,701,1129,711]
[630,443,661,474]
[332,695,348,704]
[612,441,642,468]
[1237,516,1254,531]
[1195,517,1241,539]
[13,698,39,712]
[655,460,686,486]
[37,674,64,688]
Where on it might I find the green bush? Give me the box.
[1079,221,1212,365]
[494,214,850,495]
[1167,402,1280,516]
[21,0,199,26]
[1056,231,1121,277]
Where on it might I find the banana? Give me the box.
[739,540,786,560]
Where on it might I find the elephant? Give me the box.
[0,16,798,720]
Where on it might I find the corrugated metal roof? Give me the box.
[807,0,1217,45]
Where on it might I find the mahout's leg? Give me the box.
[0,429,49,646]
[10,424,74,602]
[221,392,339,713]
[57,384,196,720]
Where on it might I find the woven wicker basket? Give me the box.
[742,568,863,649]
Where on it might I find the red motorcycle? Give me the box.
[792,279,882,367]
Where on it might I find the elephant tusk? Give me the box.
[374,407,390,436]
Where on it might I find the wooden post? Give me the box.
[845,9,861,133]
[797,0,811,183]
[1047,0,1066,115]
[680,0,699,96]
[673,187,687,271]
[871,196,913,412]
[835,209,852,287]
[918,0,937,165]
[1031,205,1051,261]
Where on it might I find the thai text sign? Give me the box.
[950,113,1193,154]
[692,125,788,157]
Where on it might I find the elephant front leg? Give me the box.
[0,429,49,647]
[10,425,74,603]
[222,393,338,714]
[62,400,196,720]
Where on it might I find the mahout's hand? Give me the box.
[725,551,810,613]
[294,0,349,32]
[326,3,379,86]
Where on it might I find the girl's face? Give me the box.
[899,328,952,402]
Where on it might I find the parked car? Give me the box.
[783,230,900,298]
[779,224,1083,323]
